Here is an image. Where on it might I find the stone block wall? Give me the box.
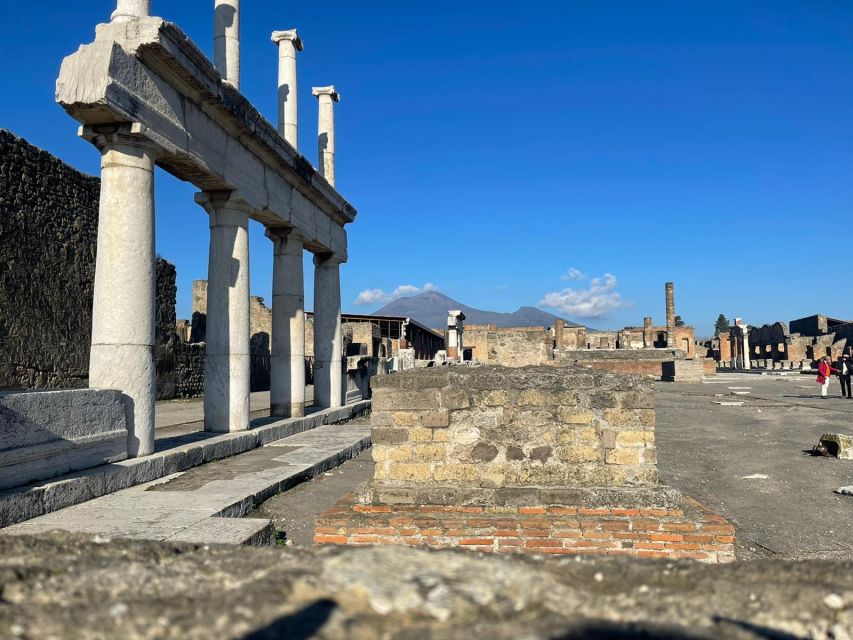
[367,367,657,495]
[464,327,554,367]
[0,130,99,390]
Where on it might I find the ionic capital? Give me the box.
[271,29,304,51]
[312,86,341,102]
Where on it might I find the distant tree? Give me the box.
[674,315,685,327]
[714,314,730,336]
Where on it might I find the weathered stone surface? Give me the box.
[0,533,850,639]
[0,389,128,491]
[820,433,853,460]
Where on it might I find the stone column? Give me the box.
[196,191,252,432]
[742,326,751,370]
[554,319,564,352]
[84,124,159,458]
[272,30,303,148]
[665,282,675,348]
[312,86,340,186]
[268,229,305,417]
[313,254,343,409]
[111,0,150,22]
[643,317,654,349]
[215,0,240,89]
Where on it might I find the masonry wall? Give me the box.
[464,326,554,367]
[0,130,99,390]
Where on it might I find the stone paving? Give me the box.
[2,418,370,545]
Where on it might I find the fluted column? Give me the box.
[312,86,340,186]
[272,30,303,148]
[196,191,252,432]
[84,124,159,458]
[215,0,240,88]
[111,0,150,22]
[313,254,343,409]
[268,229,305,417]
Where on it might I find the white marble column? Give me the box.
[272,30,303,148]
[215,0,240,89]
[85,125,159,458]
[268,229,305,417]
[742,326,751,370]
[196,191,252,432]
[313,254,343,409]
[312,86,340,187]
[111,0,150,22]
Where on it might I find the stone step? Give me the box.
[0,401,370,529]
[1,422,372,546]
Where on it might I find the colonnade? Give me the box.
[86,1,347,457]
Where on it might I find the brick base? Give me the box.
[315,496,736,563]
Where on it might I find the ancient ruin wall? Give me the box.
[0,131,99,390]
[0,130,186,395]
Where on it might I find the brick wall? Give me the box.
[317,498,735,562]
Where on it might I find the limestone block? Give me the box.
[0,390,128,491]
[820,433,853,460]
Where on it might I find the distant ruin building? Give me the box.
[709,314,853,370]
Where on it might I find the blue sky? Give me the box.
[3,1,853,335]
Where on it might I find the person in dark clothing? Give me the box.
[838,354,853,399]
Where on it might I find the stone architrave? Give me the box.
[313,86,341,186]
[268,229,306,417]
[196,191,252,433]
[215,0,240,88]
[272,30,303,148]
[84,124,160,458]
[314,254,343,409]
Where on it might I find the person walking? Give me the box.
[838,353,852,399]
[817,356,839,398]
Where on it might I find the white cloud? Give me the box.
[561,267,585,282]
[539,273,627,319]
[354,282,438,306]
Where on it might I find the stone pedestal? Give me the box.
[269,230,305,417]
[313,254,343,409]
[85,126,159,458]
[316,366,735,563]
[197,192,251,433]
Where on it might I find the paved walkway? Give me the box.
[657,374,853,560]
[2,418,370,545]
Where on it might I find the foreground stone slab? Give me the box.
[820,433,853,460]
[0,390,127,491]
[0,533,850,639]
[0,401,369,528]
[317,367,735,562]
[2,422,370,545]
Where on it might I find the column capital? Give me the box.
[313,252,345,267]
[272,29,304,51]
[194,190,254,217]
[80,123,163,158]
[265,226,303,243]
[312,86,341,102]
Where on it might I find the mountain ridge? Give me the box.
[372,292,584,330]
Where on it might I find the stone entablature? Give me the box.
[57,18,355,253]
